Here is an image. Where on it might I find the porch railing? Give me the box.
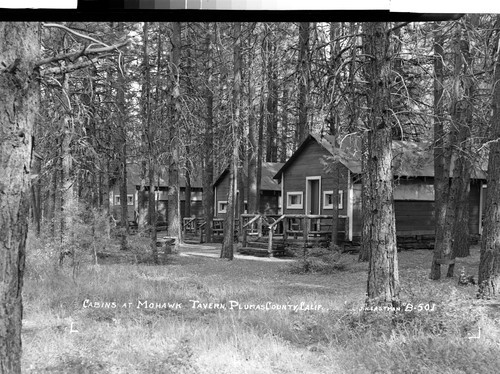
[240,213,348,254]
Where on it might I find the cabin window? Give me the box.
[115,194,134,206]
[287,192,303,209]
[218,201,228,213]
[323,190,343,210]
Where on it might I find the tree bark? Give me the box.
[221,22,242,260]
[142,22,159,263]
[247,52,258,214]
[168,22,182,250]
[362,22,400,308]
[297,22,310,145]
[264,24,278,163]
[113,23,129,251]
[30,145,41,236]
[256,86,264,212]
[280,88,289,163]
[430,22,451,280]
[59,73,75,264]
[0,21,40,374]
[478,34,500,298]
[451,22,474,261]
[184,169,192,218]
[202,24,214,242]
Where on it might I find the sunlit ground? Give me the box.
[22,236,500,373]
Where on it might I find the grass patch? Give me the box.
[287,247,350,274]
[22,235,500,373]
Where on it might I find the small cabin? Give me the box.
[273,133,486,243]
[110,163,203,224]
[213,162,284,218]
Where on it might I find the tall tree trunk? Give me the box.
[297,22,310,145]
[138,24,150,230]
[430,22,451,280]
[148,165,158,262]
[256,87,264,212]
[451,22,474,261]
[221,22,242,260]
[478,31,500,298]
[30,145,41,236]
[280,88,289,163]
[116,23,129,251]
[168,22,182,250]
[137,162,148,229]
[143,22,158,263]
[329,22,341,247]
[184,169,192,218]
[0,21,40,374]
[265,25,278,163]
[202,24,214,242]
[49,145,59,237]
[247,48,258,214]
[362,22,400,308]
[59,73,74,264]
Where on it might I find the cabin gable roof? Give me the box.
[213,162,284,191]
[274,132,487,181]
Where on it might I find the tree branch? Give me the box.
[35,39,131,67]
[42,23,111,48]
[40,55,109,76]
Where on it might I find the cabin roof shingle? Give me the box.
[274,132,487,180]
[213,162,284,191]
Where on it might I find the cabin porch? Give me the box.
[182,214,349,257]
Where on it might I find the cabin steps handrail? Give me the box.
[268,214,286,230]
[242,214,263,229]
[182,217,197,229]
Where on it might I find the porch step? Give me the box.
[239,247,270,257]
[239,246,288,258]
[245,240,271,249]
[183,234,203,244]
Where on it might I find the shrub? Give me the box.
[25,204,115,280]
[288,247,348,274]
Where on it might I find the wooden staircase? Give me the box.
[238,237,289,257]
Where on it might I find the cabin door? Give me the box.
[306,177,321,230]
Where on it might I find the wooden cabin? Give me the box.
[213,162,284,218]
[110,163,203,225]
[273,133,486,244]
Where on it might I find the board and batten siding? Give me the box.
[351,178,482,239]
[214,171,281,218]
[282,139,349,216]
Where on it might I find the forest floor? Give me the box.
[21,236,500,373]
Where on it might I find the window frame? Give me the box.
[286,191,304,209]
[115,194,134,206]
[218,200,228,214]
[323,190,344,210]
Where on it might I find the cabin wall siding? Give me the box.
[352,179,482,238]
[282,140,349,215]
[111,182,203,222]
[214,171,280,217]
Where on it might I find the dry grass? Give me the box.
[21,234,500,373]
